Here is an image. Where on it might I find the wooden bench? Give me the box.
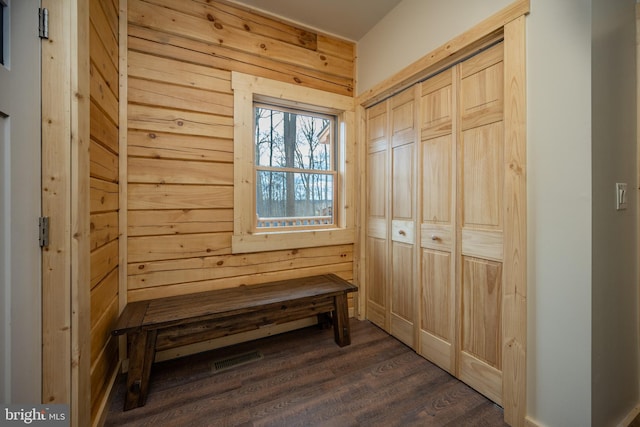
[112,273,357,411]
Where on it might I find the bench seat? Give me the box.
[112,274,357,410]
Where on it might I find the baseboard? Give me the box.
[619,403,640,427]
[525,415,544,427]
[92,360,122,427]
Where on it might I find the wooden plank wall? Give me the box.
[89,0,120,422]
[126,0,356,304]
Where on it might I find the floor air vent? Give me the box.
[211,350,263,373]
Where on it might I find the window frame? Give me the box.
[231,72,355,254]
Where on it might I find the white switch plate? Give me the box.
[616,183,627,210]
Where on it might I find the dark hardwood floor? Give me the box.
[105,319,508,426]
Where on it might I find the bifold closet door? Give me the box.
[365,101,389,330]
[418,68,456,373]
[457,43,505,405]
[389,88,417,347]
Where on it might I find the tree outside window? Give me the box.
[254,104,336,229]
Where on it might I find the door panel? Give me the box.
[389,88,416,347]
[422,134,452,223]
[391,88,415,147]
[460,44,504,130]
[392,143,414,221]
[461,256,502,368]
[367,150,387,221]
[418,67,455,372]
[419,248,454,371]
[366,236,387,328]
[390,241,414,346]
[421,69,453,140]
[461,122,504,229]
[457,43,505,404]
[461,229,503,261]
[366,101,389,330]
[459,256,503,405]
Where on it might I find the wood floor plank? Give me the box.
[105,320,507,426]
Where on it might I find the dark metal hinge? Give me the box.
[39,217,49,248]
[38,8,48,39]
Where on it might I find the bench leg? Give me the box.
[333,294,350,347]
[124,329,157,411]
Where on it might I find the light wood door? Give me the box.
[364,21,526,424]
[418,43,506,404]
[389,88,417,347]
[418,68,456,372]
[457,43,505,405]
[365,101,389,329]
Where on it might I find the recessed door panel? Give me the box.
[462,122,503,229]
[391,88,415,147]
[461,256,502,369]
[367,101,388,143]
[366,236,387,329]
[392,143,414,221]
[422,134,452,224]
[367,150,387,220]
[391,241,414,346]
[460,43,504,130]
[421,249,452,340]
[421,69,453,140]
[420,249,454,372]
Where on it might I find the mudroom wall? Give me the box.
[89,0,121,421]
[123,0,357,307]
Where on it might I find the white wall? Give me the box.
[356,0,512,95]
[526,0,593,425]
[357,0,610,425]
[591,0,639,425]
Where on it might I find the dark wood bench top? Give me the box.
[113,274,357,336]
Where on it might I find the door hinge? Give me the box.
[39,217,49,248]
[38,8,48,39]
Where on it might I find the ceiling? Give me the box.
[227,0,403,41]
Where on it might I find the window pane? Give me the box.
[256,170,334,227]
[255,106,332,171]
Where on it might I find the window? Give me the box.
[232,72,355,254]
[254,103,336,229]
